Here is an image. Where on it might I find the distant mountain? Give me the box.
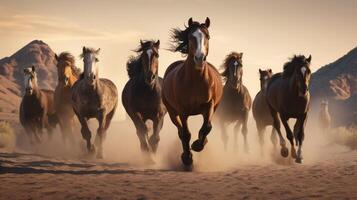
[311,47,357,126]
[0,40,58,116]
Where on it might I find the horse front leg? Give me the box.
[74,111,94,154]
[95,110,107,159]
[295,114,307,163]
[281,115,297,159]
[219,119,228,151]
[149,116,164,154]
[269,107,288,157]
[257,124,266,156]
[242,111,249,153]
[130,112,152,161]
[191,101,214,152]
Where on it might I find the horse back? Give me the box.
[164,60,184,78]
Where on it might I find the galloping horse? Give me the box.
[122,40,167,159]
[266,55,312,163]
[318,100,331,131]
[54,52,80,143]
[72,47,118,158]
[20,66,58,143]
[215,52,251,152]
[252,68,277,155]
[163,17,223,167]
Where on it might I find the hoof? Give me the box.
[181,152,193,166]
[182,163,194,171]
[191,139,207,152]
[280,146,289,158]
[295,157,303,164]
[291,148,297,159]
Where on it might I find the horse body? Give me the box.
[163,18,223,167]
[216,52,251,151]
[72,47,118,158]
[54,52,79,142]
[122,40,166,158]
[20,66,58,143]
[252,69,277,154]
[266,55,312,163]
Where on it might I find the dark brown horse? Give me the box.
[215,52,252,152]
[19,66,58,143]
[54,52,80,143]
[163,17,223,167]
[72,47,118,158]
[266,55,312,163]
[122,40,167,160]
[252,68,277,155]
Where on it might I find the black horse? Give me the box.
[122,40,166,161]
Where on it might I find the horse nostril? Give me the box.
[151,74,155,80]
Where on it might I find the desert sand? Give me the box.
[1,116,357,200]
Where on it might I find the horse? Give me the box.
[19,66,58,143]
[163,17,223,167]
[252,68,277,155]
[122,40,167,160]
[266,55,312,163]
[54,52,80,143]
[215,52,252,152]
[318,100,331,131]
[71,47,118,158]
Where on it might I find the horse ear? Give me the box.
[55,54,58,61]
[140,39,144,46]
[188,17,193,27]
[82,47,86,54]
[155,40,160,48]
[96,48,101,54]
[268,69,272,74]
[31,65,35,72]
[259,68,262,73]
[205,17,210,28]
[307,55,312,63]
[239,52,243,58]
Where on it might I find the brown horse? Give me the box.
[215,52,252,152]
[122,40,167,159]
[252,68,277,155]
[163,17,223,167]
[72,47,118,158]
[19,66,58,143]
[266,55,312,163]
[54,52,80,143]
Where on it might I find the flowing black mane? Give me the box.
[221,52,242,79]
[169,22,210,54]
[282,55,306,78]
[126,40,156,79]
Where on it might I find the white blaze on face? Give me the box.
[301,67,307,77]
[192,29,206,57]
[146,49,153,66]
[84,53,97,76]
[24,74,32,89]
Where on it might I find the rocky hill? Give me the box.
[0,40,58,118]
[310,47,357,126]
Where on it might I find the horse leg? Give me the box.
[233,121,242,152]
[149,116,164,154]
[242,112,249,153]
[257,125,266,157]
[191,101,214,152]
[270,126,278,149]
[295,114,307,163]
[95,110,107,159]
[281,116,296,159]
[269,108,288,157]
[76,113,94,154]
[178,115,193,166]
[219,119,228,151]
[130,112,151,157]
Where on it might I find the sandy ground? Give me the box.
[1,116,357,200]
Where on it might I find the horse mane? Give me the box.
[169,22,209,54]
[57,52,81,78]
[221,52,242,79]
[126,40,156,79]
[282,55,306,78]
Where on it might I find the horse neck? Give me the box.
[183,54,208,80]
[68,72,78,87]
[288,72,299,96]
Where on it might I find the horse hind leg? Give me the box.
[95,108,116,159]
[295,115,307,163]
[270,126,278,149]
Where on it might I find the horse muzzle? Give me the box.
[194,54,206,67]
[25,88,33,95]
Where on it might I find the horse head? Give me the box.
[81,47,100,85]
[222,52,244,89]
[55,52,77,87]
[259,68,273,93]
[295,55,312,97]
[139,40,160,87]
[23,65,38,95]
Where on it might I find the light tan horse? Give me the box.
[318,100,331,131]
[54,52,80,143]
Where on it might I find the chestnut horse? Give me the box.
[20,66,58,143]
[252,68,277,155]
[72,47,118,158]
[266,55,312,163]
[54,52,80,143]
[163,17,223,167]
[215,52,252,152]
[122,40,167,160]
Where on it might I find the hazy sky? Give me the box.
[0,0,356,120]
